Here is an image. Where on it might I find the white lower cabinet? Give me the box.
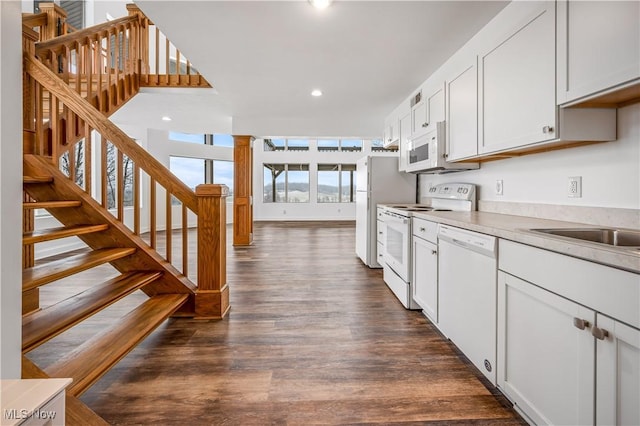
[498,271,595,425]
[412,218,438,324]
[498,239,640,425]
[596,315,640,426]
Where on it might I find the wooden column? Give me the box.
[233,135,253,246]
[195,184,229,319]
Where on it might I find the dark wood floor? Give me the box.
[28,221,525,425]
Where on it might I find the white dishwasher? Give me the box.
[438,224,497,385]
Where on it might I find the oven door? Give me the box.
[382,211,410,282]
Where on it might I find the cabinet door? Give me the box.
[399,113,411,172]
[411,82,445,138]
[411,100,427,136]
[412,236,438,322]
[425,82,445,132]
[497,271,595,426]
[596,315,640,426]
[479,1,556,154]
[446,58,478,161]
[557,0,640,105]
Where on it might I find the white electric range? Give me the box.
[378,183,476,309]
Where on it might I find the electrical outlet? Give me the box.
[495,179,504,196]
[568,176,582,198]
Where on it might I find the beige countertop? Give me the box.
[412,211,640,274]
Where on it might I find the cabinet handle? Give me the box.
[422,122,428,128]
[419,227,426,232]
[543,125,554,134]
[443,153,449,159]
[592,326,609,340]
[431,250,437,255]
[573,317,590,330]
[379,231,383,235]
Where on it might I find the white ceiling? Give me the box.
[117,0,508,138]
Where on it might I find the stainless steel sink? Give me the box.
[528,228,640,247]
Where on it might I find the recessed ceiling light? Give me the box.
[161,116,172,122]
[309,0,332,9]
[311,89,323,97]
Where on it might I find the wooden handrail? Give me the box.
[22,12,48,29]
[35,15,138,54]
[24,54,198,213]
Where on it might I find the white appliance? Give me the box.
[378,183,476,309]
[355,156,417,268]
[438,224,497,385]
[406,122,479,173]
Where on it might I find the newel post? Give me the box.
[38,3,68,40]
[195,184,230,319]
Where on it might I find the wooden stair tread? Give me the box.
[23,224,109,245]
[24,175,53,184]
[23,200,82,210]
[22,271,163,353]
[22,358,109,425]
[23,247,137,292]
[45,293,189,396]
[65,395,110,426]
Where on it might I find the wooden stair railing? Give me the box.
[20,5,227,422]
[24,54,229,318]
[22,3,211,164]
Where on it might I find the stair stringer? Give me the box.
[24,154,196,298]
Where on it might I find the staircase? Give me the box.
[20,4,228,424]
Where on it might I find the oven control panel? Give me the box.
[427,183,475,201]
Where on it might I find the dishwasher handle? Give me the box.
[438,225,497,258]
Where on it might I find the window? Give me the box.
[103,142,134,209]
[212,160,234,199]
[318,139,362,152]
[263,138,309,151]
[317,164,356,203]
[169,156,205,190]
[287,164,310,202]
[263,164,309,203]
[169,132,205,144]
[371,139,398,152]
[213,134,234,147]
[286,139,309,151]
[318,139,340,151]
[341,139,362,152]
[264,138,286,151]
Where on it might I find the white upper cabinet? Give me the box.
[446,58,478,161]
[479,1,556,154]
[411,82,445,138]
[383,116,400,148]
[557,0,640,106]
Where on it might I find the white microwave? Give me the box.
[405,122,478,173]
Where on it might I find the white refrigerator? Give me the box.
[355,156,417,268]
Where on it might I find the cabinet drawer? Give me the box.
[377,241,385,264]
[499,239,640,329]
[412,218,438,243]
[377,220,386,243]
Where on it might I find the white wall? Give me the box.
[418,103,640,210]
[253,140,394,221]
[0,0,23,379]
